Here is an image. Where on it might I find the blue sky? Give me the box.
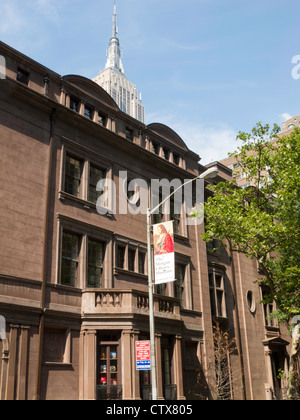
[1,0,300,163]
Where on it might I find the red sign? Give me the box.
[136,340,151,370]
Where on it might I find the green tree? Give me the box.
[202,122,300,398]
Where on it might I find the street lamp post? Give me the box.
[146,166,218,400]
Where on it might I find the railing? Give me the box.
[141,384,177,400]
[96,385,122,400]
[164,384,178,400]
[141,385,152,400]
[82,289,181,321]
[270,387,300,400]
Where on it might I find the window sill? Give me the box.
[114,267,148,280]
[42,362,72,368]
[174,232,189,245]
[212,315,229,326]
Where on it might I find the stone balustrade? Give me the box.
[82,289,181,321]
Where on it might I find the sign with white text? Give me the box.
[136,340,151,370]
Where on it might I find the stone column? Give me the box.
[79,330,86,400]
[79,100,85,116]
[155,333,164,400]
[174,335,186,400]
[264,349,274,400]
[122,330,132,400]
[0,338,9,400]
[16,326,30,400]
[6,325,19,400]
[86,330,97,400]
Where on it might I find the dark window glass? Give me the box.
[64,155,82,197]
[61,232,79,286]
[88,240,104,288]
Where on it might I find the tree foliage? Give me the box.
[203,122,300,322]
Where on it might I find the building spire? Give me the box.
[93,0,145,123]
[105,0,124,73]
[112,0,117,38]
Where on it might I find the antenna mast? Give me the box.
[113,0,118,37]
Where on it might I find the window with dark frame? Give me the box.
[209,269,226,318]
[152,189,164,225]
[126,128,133,141]
[152,142,159,155]
[157,283,166,296]
[89,165,105,204]
[87,240,104,288]
[98,112,107,126]
[17,68,29,85]
[138,251,146,274]
[70,96,80,113]
[61,232,80,287]
[64,155,83,197]
[261,286,275,327]
[173,153,180,166]
[84,105,93,120]
[117,245,126,269]
[175,264,185,303]
[128,248,136,272]
[162,148,170,160]
[170,194,181,235]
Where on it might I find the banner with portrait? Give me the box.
[153,221,175,284]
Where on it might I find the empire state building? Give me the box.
[93,2,145,123]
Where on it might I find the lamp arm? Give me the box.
[149,176,199,216]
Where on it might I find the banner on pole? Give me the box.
[153,221,175,284]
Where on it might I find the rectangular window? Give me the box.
[157,283,166,295]
[98,112,106,126]
[70,96,80,113]
[61,232,80,286]
[175,264,185,303]
[209,270,226,318]
[152,142,159,155]
[138,251,145,274]
[173,153,180,166]
[162,148,170,160]
[117,245,126,269]
[126,128,133,141]
[17,68,29,85]
[209,273,216,316]
[152,190,164,225]
[261,286,276,327]
[128,248,136,272]
[88,240,104,288]
[64,155,83,197]
[89,165,105,204]
[84,105,93,120]
[170,195,181,235]
[217,290,223,317]
[207,238,220,253]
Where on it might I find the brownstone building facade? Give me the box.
[0,41,291,400]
